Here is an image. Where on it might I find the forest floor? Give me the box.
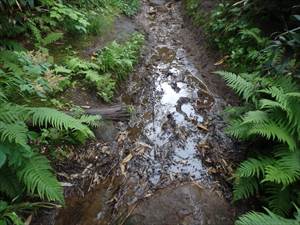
[32,0,245,224]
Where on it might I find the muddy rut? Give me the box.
[54,0,239,224]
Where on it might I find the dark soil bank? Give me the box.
[33,0,243,224]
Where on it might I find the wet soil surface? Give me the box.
[48,1,244,225]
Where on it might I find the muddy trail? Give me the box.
[53,0,241,225]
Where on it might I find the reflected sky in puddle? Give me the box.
[143,46,208,183]
[160,82,188,105]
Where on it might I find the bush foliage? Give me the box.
[0,0,142,224]
[186,0,300,224]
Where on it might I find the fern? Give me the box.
[41,32,63,46]
[226,118,251,139]
[0,90,7,102]
[0,104,27,123]
[236,208,300,225]
[248,122,297,151]
[0,122,29,148]
[78,115,101,128]
[242,110,270,124]
[17,153,64,203]
[29,107,94,138]
[27,21,42,44]
[215,71,256,102]
[263,150,300,186]
[259,90,300,136]
[265,185,292,216]
[235,157,273,178]
[0,166,23,198]
[233,177,259,201]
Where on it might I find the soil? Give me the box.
[31,0,245,225]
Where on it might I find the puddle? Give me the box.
[53,1,236,224]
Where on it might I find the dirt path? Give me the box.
[53,0,241,224]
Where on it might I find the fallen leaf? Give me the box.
[122,153,133,164]
[120,153,133,176]
[197,124,209,132]
[214,55,229,65]
[208,167,217,174]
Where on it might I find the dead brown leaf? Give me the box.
[197,124,209,132]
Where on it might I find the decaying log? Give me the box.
[84,103,130,121]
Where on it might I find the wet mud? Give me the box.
[51,0,242,225]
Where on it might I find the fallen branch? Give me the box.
[84,103,130,121]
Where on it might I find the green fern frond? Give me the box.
[263,164,300,186]
[17,154,64,203]
[242,110,270,124]
[260,87,288,108]
[262,150,300,186]
[265,185,292,216]
[27,21,42,44]
[215,71,255,101]
[0,166,23,198]
[235,157,273,178]
[0,104,27,123]
[260,97,300,137]
[28,107,94,138]
[0,90,7,102]
[259,99,285,111]
[226,118,251,139]
[78,115,101,128]
[223,105,253,119]
[236,208,300,225]
[286,92,300,98]
[0,122,29,148]
[275,149,300,172]
[233,177,259,201]
[41,32,63,46]
[248,121,296,151]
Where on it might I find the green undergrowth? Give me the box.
[64,33,144,102]
[185,0,300,224]
[0,0,142,224]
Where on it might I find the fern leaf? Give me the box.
[265,185,292,216]
[248,121,297,151]
[27,21,42,44]
[226,118,251,139]
[28,107,94,138]
[235,157,273,178]
[215,71,255,101]
[0,104,27,123]
[0,166,23,198]
[259,99,285,111]
[242,110,270,124]
[17,154,64,203]
[0,122,29,148]
[41,32,63,46]
[223,105,253,119]
[78,115,101,128]
[263,150,300,186]
[286,92,300,98]
[236,208,299,225]
[233,177,259,201]
[263,164,300,186]
[0,90,7,102]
